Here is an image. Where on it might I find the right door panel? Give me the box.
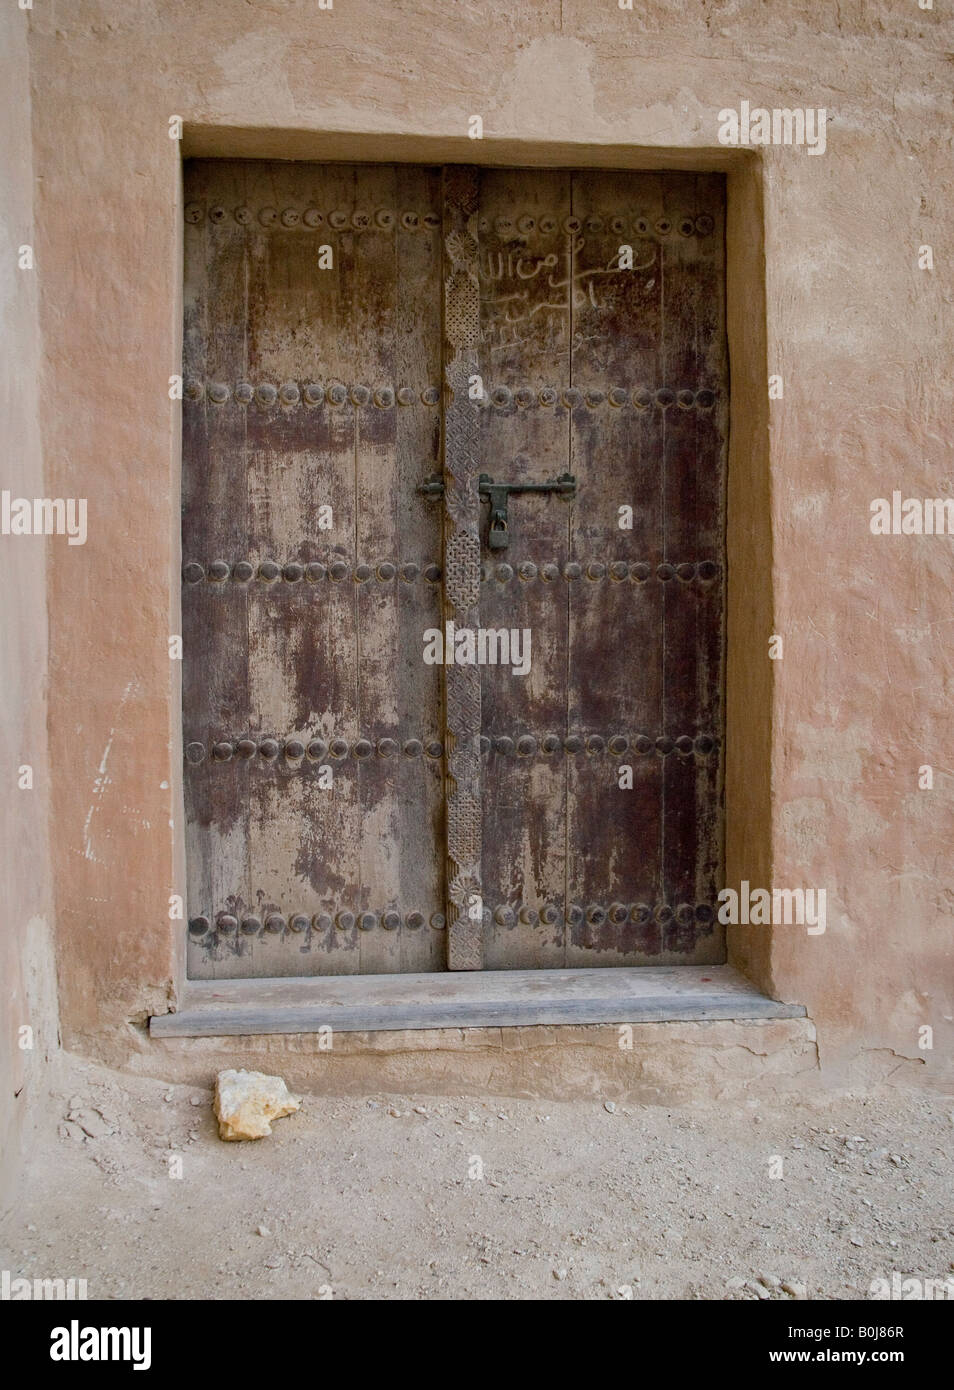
[473,168,727,968]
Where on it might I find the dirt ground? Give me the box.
[2,1057,952,1301]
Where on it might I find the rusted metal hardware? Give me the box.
[479,473,577,549]
[188,901,714,939]
[419,472,577,550]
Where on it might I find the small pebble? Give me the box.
[604,1101,617,1114]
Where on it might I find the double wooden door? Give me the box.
[181,159,727,979]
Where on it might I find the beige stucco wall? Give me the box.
[24,1,954,1082]
[1,2,58,1210]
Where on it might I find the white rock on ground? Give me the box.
[213,1069,301,1142]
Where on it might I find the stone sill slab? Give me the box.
[150,965,805,1038]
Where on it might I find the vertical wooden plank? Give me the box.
[476,168,572,970]
[692,172,727,948]
[350,164,445,974]
[658,171,694,958]
[182,159,217,975]
[238,160,356,977]
[350,163,403,975]
[563,170,669,965]
[658,172,726,959]
[394,164,447,973]
[183,159,255,979]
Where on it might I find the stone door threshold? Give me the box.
[149,965,805,1037]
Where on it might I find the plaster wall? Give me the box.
[24,0,954,1083]
[1,2,58,1209]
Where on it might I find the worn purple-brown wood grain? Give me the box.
[477,169,572,969]
[471,168,727,966]
[183,161,444,978]
[181,160,726,978]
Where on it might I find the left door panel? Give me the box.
[181,160,445,979]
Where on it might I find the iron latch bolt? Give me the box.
[418,472,576,550]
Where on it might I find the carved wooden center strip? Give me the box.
[442,167,484,971]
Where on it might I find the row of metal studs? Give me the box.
[182,560,441,584]
[185,205,442,230]
[484,560,720,583]
[182,560,720,586]
[186,737,443,764]
[184,206,715,238]
[480,733,718,757]
[488,901,716,928]
[188,900,716,938]
[185,733,717,763]
[184,382,439,406]
[189,909,446,936]
[183,381,717,410]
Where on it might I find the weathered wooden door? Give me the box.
[181,161,726,979]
